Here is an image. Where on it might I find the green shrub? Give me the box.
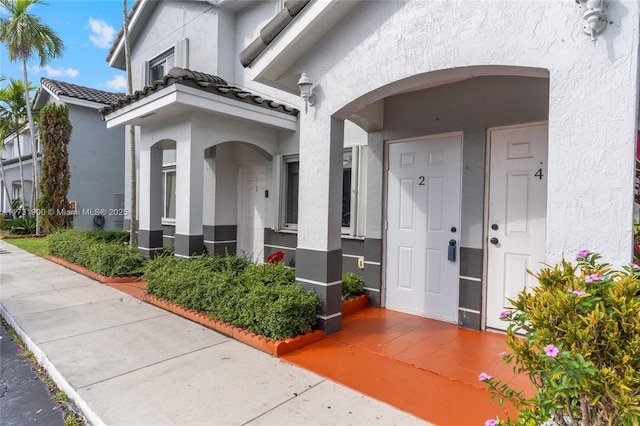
[83,230,130,245]
[0,214,5,230]
[342,272,364,300]
[482,251,640,425]
[241,262,296,287]
[8,217,37,235]
[48,230,144,277]
[240,283,318,340]
[144,254,319,340]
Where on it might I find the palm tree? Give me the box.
[0,78,31,210]
[122,0,137,245]
[0,0,64,233]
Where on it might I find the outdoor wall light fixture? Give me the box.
[577,0,607,42]
[297,72,315,112]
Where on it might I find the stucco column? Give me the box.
[296,113,344,334]
[363,131,384,307]
[175,136,204,257]
[138,144,163,257]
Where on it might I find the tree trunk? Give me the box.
[123,0,137,246]
[21,60,40,233]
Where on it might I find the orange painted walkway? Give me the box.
[282,307,533,425]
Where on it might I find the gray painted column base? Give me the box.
[174,234,205,258]
[296,248,343,334]
[317,315,342,335]
[138,229,163,258]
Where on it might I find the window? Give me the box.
[282,149,355,233]
[284,159,298,228]
[148,49,175,84]
[162,168,176,220]
[342,150,352,229]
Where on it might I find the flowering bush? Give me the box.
[266,251,285,264]
[482,251,640,425]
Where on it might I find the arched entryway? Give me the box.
[332,66,550,331]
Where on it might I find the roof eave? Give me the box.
[103,84,298,131]
[246,0,360,94]
[107,0,154,70]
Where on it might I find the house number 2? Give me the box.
[418,176,425,186]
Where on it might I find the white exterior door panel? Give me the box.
[238,165,266,263]
[486,124,548,330]
[386,135,462,322]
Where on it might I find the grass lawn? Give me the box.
[4,236,49,257]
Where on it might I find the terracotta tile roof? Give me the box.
[239,0,310,68]
[99,67,299,117]
[40,78,126,105]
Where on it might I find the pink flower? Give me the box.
[544,344,559,357]
[569,289,587,296]
[498,351,508,357]
[485,420,499,426]
[577,249,590,258]
[499,310,510,318]
[585,274,604,283]
[632,263,640,269]
[478,372,493,381]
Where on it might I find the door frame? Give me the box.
[382,131,464,317]
[481,121,549,331]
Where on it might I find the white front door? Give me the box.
[238,165,266,263]
[486,123,548,330]
[385,134,462,322]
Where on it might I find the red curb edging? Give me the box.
[341,294,369,316]
[143,293,325,357]
[44,254,142,284]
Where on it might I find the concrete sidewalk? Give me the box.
[0,240,429,426]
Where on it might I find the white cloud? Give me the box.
[88,18,116,49]
[32,65,79,78]
[104,75,126,90]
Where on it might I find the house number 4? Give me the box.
[535,168,543,180]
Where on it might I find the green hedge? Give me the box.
[144,255,319,340]
[48,230,145,277]
[342,272,364,300]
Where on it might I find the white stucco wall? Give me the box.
[277,0,639,265]
[130,1,220,89]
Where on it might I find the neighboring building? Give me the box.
[101,0,640,334]
[0,78,126,231]
[0,124,37,213]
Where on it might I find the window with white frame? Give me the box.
[283,158,299,229]
[148,49,175,84]
[342,149,353,230]
[162,167,176,221]
[282,149,356,234]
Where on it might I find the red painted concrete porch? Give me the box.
[282,307,534,425]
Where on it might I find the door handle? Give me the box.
[490,237,499,245]
[448,239,456,261]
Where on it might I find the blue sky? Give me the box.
[0,0,134,93]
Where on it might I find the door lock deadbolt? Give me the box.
[491,224,498,231]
